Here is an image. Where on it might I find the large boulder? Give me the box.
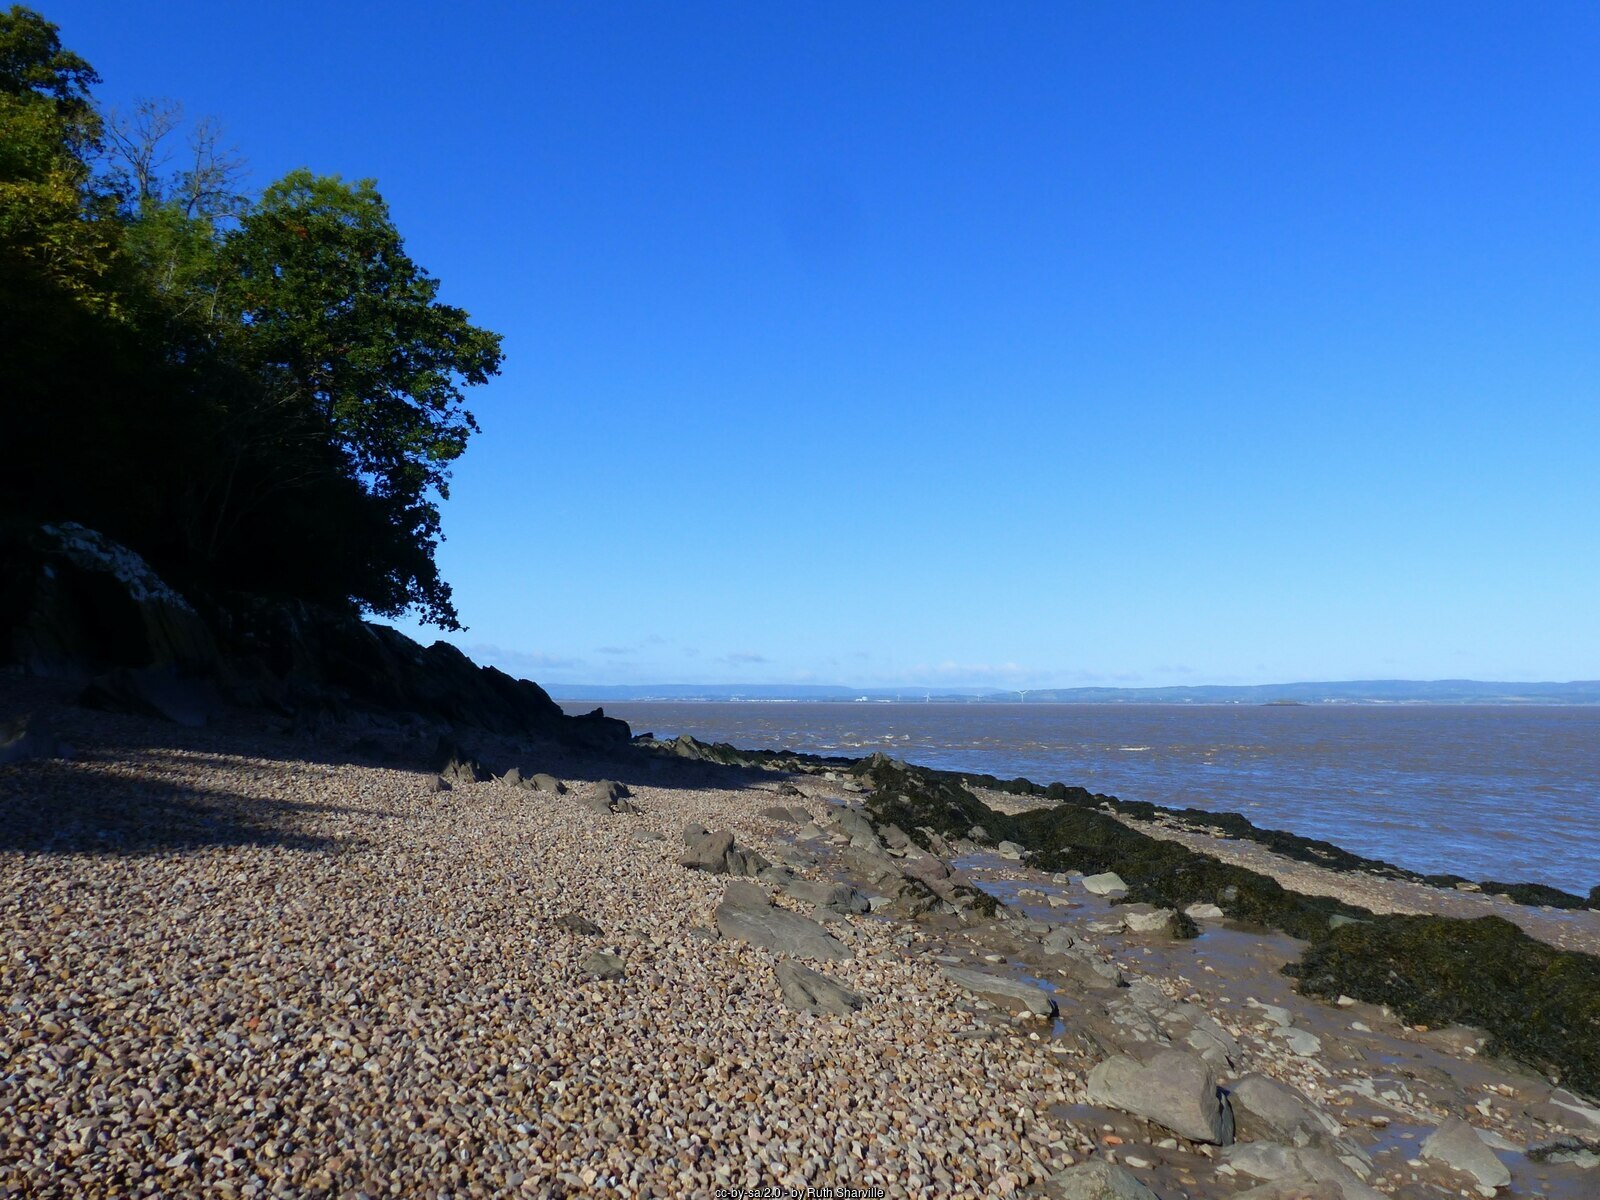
[0,522,218,677]
[1086,1049,1235,1144]
[681,826,769,876]
[1229,1074,1344,1147]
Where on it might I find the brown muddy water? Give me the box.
[562,701,1600,893]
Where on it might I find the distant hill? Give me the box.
[549,679,1600,704]
[996,679,1600,704]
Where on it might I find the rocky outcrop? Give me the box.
[1048,1159,1159,1199]
[1228,1074,1344,1148]
[1,522,218,677]
[1220,1144,1385,1200]
[0,521,629,747]
[714,883,851,961]
[0,715,69,767]
[774,960,863,1016]
[680,826,770,877]
[941,965,1057,1018]
[1086,1049,1235,1144]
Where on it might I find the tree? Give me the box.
[220,170,504,628]
[0,4,115,310]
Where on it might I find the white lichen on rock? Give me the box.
[39,522,194,611]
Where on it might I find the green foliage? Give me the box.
[216,170,502,625]
[1289,915,1600,1098]
[0,8,502,629]
[0,5,116,310]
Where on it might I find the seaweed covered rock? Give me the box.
[1288,914,1600,1099]
[1476,880,1591,910]
[856,755,995,850]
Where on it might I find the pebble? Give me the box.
[0,708,1083,1197]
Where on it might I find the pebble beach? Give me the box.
[4,682,1599,1199]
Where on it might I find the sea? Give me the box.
[558,701,1600,894]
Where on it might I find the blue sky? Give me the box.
[55,1,1600,687]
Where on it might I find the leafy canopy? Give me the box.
[0,7,504,630]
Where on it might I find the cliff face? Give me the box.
[0,521,628,746]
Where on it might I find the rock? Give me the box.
[1221,1144,1383,1200]
[682,829,735,870]
[1230,1178,1343,1200]
[557,912,602,935]
[760,805,802,823]
[1420,1117,1511,1191]
[1272,1027,1323,1057]
[774,960,863,1016]
[1228,1074,1343,1147]
[940,966,1057,1018]
[1048,1158,1159,1199]
[968,824,990,842]
[0,715,66,767]
[1185,902,1225,920]
[714,890,851,961]
[996,840,1026,860]
[439,754,489,786]
[3,522,218,676]
[426,774,451,793]
[1041,925,1076,951]
[580,780,637,815]
[499,766,524,786]
[900,854,953,885]
[679,828,771,877]
[80,667,219,727]
[529,772,565,795]
[1124,908,1178,934]
[1082,872,1129,897]
[771,873,870,914]
[1185,1016,1243,1069]
[879,824,912,851]
[580,950,626,980]
[1085,1049,1235,1144]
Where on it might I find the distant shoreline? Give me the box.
[553,694,1600,707]
[544,678,1600,705]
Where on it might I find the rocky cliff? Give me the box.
[0,520,627,747]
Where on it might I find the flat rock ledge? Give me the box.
[1420,1116,1513,1193]
[714,883,852,961]
[940,965,1057,1018]
[1049,1158,1159,1199]
[774,960,863,1016]
[1086,1049,1236,1145]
